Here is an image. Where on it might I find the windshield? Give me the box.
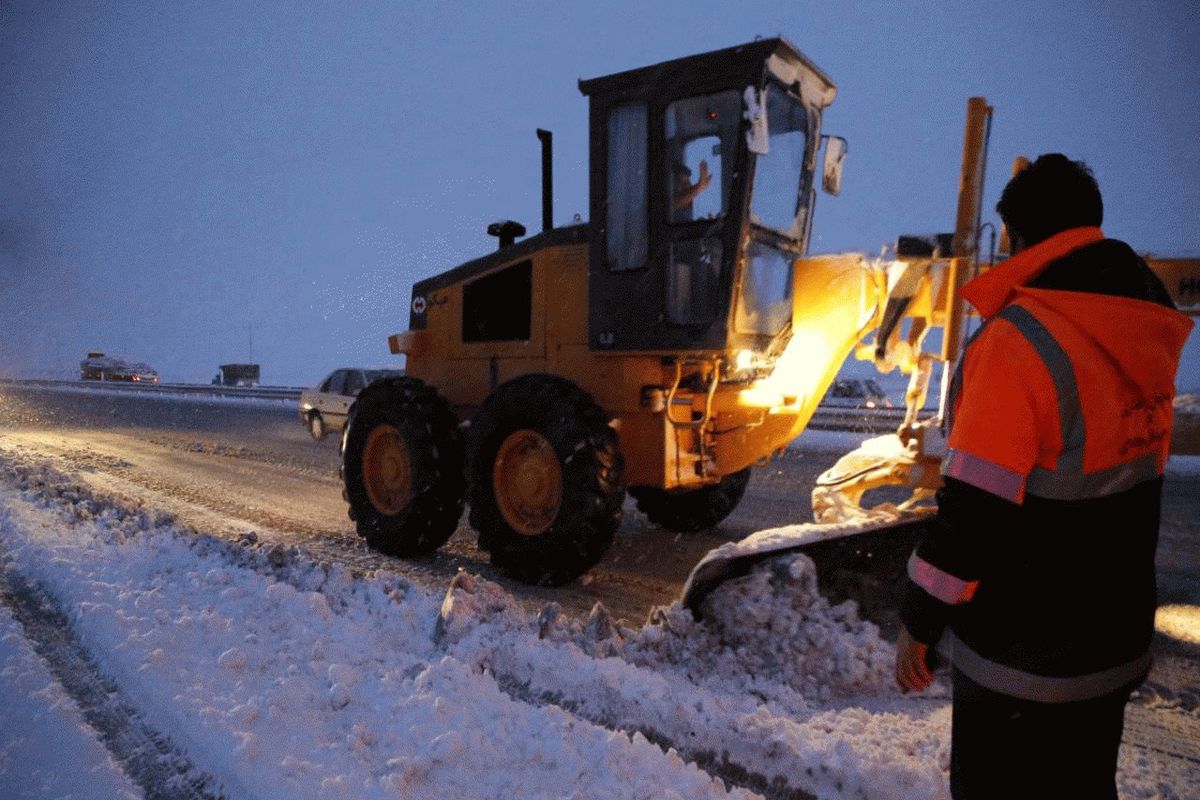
[750,86,810,236]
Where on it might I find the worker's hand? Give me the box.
[697,159,711,188]
[896,626,935,693]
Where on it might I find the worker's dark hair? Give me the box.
[996,153,1103,247]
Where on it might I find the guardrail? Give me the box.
[0,378,303,401]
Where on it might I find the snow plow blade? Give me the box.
[681,508,935,617]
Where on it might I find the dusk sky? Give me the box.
[1,1,1197,388]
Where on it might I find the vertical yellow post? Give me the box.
[941,97,993,365]
[936,97,993,424]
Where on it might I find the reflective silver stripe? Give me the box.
[943,448,1024,503]
[944,358,963,434]
[908,552,979,605]
[996,305,1086,475]
[948,631,1151,703]
[944,323,987,435]
[1026,451,1161,500]
[997,305,1161,500]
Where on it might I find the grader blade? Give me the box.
[682,429,942,616]
[680,508,934,616]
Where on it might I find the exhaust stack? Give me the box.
[536,128,553,232]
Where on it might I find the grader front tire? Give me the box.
[468,375,625,586]
[341,377,465,556]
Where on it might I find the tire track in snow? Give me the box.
[492,674,816,800]
[0,555,226,800]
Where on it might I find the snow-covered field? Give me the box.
[1,448,1196,799]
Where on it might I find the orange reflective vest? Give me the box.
[945,227,1191,505]
[899,227,1193,703]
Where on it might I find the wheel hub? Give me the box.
[493,429,562,536]
[362,424,411,515]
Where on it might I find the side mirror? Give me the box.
[821,136,847,196]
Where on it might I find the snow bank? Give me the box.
[436,558,951,800]
[0,448,1194,799]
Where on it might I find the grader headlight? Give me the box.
[723,349,774,383]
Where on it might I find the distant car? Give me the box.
[299,368,403,441]
[821,378,894,410]
[120,364,160,383]
[79,351,160,384]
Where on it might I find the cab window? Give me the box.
[606,103,648,271]
[750,84,810,235]
[665,90,740,224]
[667,238,722,325]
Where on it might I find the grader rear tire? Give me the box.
[341,377,465,556]
[468,374,625,586]
[629,467,751,533]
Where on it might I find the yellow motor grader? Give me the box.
[340,39,1200,595]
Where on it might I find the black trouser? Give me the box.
[950,667,1134,800]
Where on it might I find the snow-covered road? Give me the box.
[1,385,1198,798]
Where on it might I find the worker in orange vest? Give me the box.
[895,154,1193,799]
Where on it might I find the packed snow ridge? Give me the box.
[0,450,1189,799]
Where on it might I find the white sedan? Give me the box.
[298,368,402,441]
